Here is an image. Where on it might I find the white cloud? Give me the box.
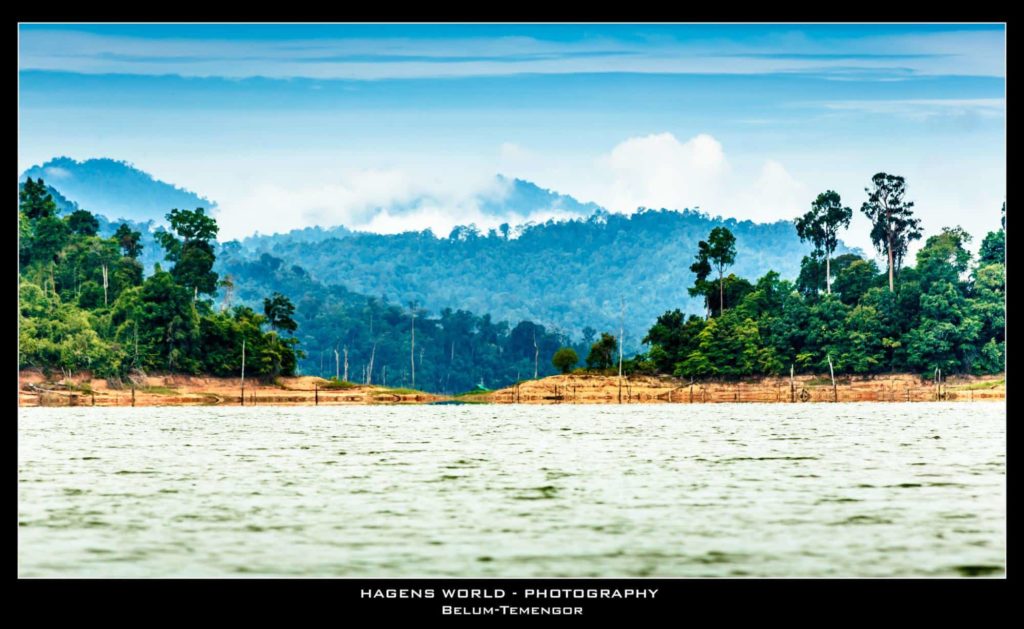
[213,164,586,241]
[498,142,532,161]
[143,131,1001,268]
[600,132,729,213]
[822,98,1006,121]
[742,159,809,221]
[43,166,71,179]
[586,132,810,224]
[211,133,816,242]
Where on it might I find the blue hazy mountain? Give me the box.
[22,157,851,347]
[478,174,605,217]
[236,175,604,247]
[20,157,214,223]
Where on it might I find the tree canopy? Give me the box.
[861,173,922,292]
[18,180,299,381]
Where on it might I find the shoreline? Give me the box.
[18,370,1005,407]
[18,372,446,407]
[473,373,1005,404]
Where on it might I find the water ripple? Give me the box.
[17,402,1005,577]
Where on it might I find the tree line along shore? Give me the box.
[19,171,1005,396]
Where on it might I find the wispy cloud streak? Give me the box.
[18,27,1005,80]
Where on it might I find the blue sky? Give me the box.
[18,23,1005,256]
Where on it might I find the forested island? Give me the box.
[18,171,1005,400]
[19,178,302,383]
[626,177,1005,380]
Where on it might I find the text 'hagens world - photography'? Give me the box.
[17,22,1005,596]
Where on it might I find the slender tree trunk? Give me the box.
[367,310,376,385]
[410,311,416,389]
[101,263,109,306]
[718,267,724,315]
[366,343,376,385]
[342,347,349,382]
[887,235,894,292]
[222,278,234,312]
[446,341,454,392]
[827,354,836,402]
[334,348,340,380]
[825,254,831,295]
[533,330,539,379]
[618,298,624,403]
[886,207,895,292]
[240,337,246,406]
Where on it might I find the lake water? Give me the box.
[18,403,1005,577]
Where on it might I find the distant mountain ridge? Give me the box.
[476,174,605,221]
[22,156,854,348]
[20,156,213,223]
[231,209,851,348]
[237,175,605,245]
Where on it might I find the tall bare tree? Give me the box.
[408,301,417,389]
[532,329,539,379]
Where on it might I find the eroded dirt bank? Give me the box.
[18,371,445,407]
[473,373,1005,404]
[19,370,1004,407]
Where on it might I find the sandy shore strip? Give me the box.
[18,371,445,407]
[470,372,1005,404]
[19,370,1004,407]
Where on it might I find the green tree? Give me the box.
[19,178,58,220]
[156,208,220,299]
[915,226,972,293]
[114,223,144,259]
[263,292,298,333]
[904,280,978,375]
[586,332,617,370]
[979,230,1005,266]
[795,254,825,301]
[978,203,1005,266]
[831,256,881,306]
[66,209,100,237]
[32,216,71,266]
[707,227,737,315]
[642,309,704,373]
[19,211,33,268]
[861,173,923,292]
[795,190,852,294]
[690,227,737,317]
[552,347,579,374]
[137,269,202,372]
[688,240,714,316]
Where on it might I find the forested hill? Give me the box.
[20,157,212,223]
[217,249,584,392]
[231,208,851,348]
[19,156,855,348]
